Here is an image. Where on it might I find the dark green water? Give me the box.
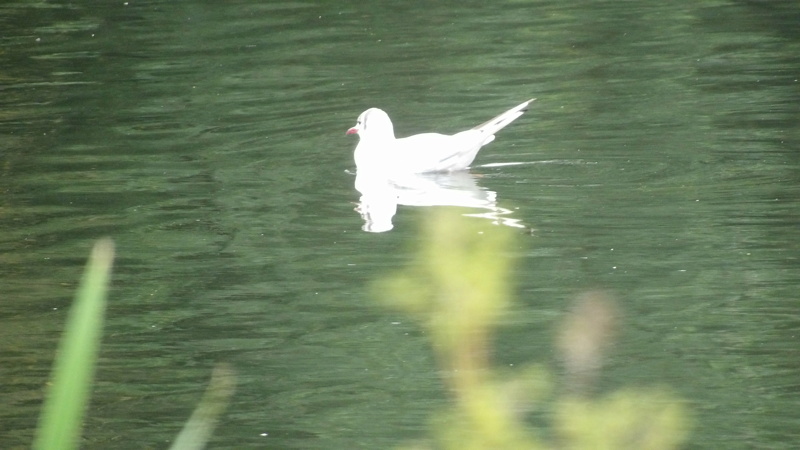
[1,1,798,448]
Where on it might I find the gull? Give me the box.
[346,98,534,174]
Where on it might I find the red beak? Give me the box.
[346,127,358,135]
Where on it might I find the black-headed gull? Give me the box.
[346,99,535,174]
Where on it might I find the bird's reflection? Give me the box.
[354,169,523,233]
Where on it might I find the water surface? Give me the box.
[1,1,798,448]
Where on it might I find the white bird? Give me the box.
[346,99,535,174]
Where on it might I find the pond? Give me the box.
[1,1,798,448]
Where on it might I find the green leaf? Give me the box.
[34,239,114,450]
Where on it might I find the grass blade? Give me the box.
[33,239,114,450]
[169,364,236,450]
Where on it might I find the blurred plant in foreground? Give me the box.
[33,239,234,450]
[33,239,114,450]
[381,209,687,450]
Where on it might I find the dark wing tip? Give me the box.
[522,98,537,111]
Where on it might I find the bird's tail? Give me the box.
[472,98,535,137]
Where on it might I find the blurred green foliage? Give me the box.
[33,239,114,450]
[33,239,234,450]
[32,211,686,449]
[169,364,236,450]
[383,209,688,450]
